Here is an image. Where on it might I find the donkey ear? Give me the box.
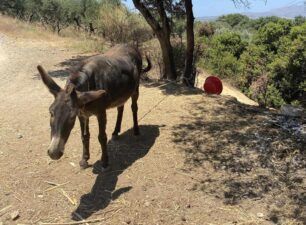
[37,65,61,97]
[77,90,106,106]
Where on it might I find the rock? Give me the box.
[301,125,306,140]
[181,216,187,222]
[257,212,264,218]
[280,104,304,117]
[144,201,150,207]
[10,210,20,220]
[17,134,23,139]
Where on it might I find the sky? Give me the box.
[123,0,305,17]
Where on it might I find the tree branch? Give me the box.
[132,0,161,32]
[156,0,171,36]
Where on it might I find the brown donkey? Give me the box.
[37,44,151,171]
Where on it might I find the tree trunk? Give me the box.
[183,0,195,87]
[157,33,177,80]
[132,0,177,80]
[73,16,82,30]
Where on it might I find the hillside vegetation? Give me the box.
[196,14,306,108]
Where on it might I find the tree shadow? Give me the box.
[142,80,204,96]
[33,54,98,80]
[72,125,160,220]
[172,95,305,223]
[49,54,99,79]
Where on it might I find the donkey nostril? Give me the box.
[47,149,51,155]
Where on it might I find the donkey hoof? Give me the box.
[79,160,89,169]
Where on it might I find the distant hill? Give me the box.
[197,3,306,21]
[245,3,305,19]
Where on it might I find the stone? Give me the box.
[257,212,264,218]
[280,104,304,117]
[10,210,20,220]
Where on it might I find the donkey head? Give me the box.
[37,65,105,160]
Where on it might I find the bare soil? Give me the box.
[0,33,305,225]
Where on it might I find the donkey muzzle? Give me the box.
[48,136,65,160]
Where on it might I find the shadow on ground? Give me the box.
[33,54,98,80]
[72,125,160,220]
[172,95,305,224]
[142,80,203,96]
[49,55,98,79]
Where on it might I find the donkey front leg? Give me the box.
[79,116,90,169]
[97,111,109,170]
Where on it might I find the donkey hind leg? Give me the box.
[96,111,109,172]
[131,87,140,135]
[78,116,90,169]
[112,105,124,140]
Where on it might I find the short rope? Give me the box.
[137,80,176,122]
[138,95,169,122]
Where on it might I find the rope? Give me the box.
[137,79,195,122]
[138,94,169,122]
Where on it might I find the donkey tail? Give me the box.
[142,55,152,73]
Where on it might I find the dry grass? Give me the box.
[0,15,105,53]
[0,15,61,41]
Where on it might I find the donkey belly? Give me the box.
[101,73,137,109]
[107,91,133,109]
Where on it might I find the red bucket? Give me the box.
[203,76,223,95]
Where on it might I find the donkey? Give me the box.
[37,44,151,171]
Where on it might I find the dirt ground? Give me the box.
[0,33,305,225]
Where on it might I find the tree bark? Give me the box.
[183,0,195,87]
[132,0,177,80]
[157,32,177,80]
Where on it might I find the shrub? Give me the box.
[239,44,272,87]
[217,14,250,28]
[255,20,292,52]
[197,22,215,37]
[249,74,285,108]
[97,3,152,44]
[211,32,247,58]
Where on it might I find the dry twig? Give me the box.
[39,208,122,225]
[44,182,70,192]
[0,205,12,216]
[58,189,76,205]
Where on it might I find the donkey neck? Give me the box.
[67,71,93,92]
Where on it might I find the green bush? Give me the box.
[255,20,292,52]
[239,44,272,87]
[211,32,247,58]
